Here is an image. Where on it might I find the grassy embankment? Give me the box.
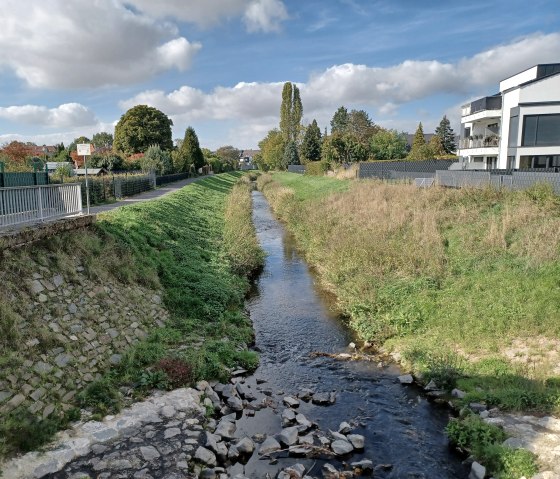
[258,172,560,479]
[0,172,264,457]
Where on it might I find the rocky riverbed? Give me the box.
[2,375,392,479]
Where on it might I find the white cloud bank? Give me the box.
[126,0,288,32]
[0,0,201,89]
[0,103,97,128]
[121,32,560,127]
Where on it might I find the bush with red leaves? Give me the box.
[154,357,194,388]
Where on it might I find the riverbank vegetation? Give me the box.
[0,172,263,457]
[258,172,560,477]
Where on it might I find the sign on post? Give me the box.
[77,144,91,156]
[77,143,92,214]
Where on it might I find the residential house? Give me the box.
[239,149,259,170]
[458,63,560,170]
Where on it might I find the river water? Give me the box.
[231,191,467,478]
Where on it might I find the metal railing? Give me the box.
[459,136,500,149]
[0,183,82,228]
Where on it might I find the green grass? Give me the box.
[446,414,539,479]
[0,172,264,457]
[269,172,350,201]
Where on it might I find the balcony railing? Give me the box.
[462,95,502,117]
[459,136,500,149]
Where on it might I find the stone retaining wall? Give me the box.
[0,256,170,419]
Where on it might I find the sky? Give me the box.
[0,0,559,150]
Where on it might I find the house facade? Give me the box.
[458,63,560,170]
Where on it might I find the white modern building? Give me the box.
[458,63,560,170]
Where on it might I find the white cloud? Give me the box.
[244,0,289,33]
[122,33,560,125]
[126,0,288,32]
[0,0,201,89]
[0,103,97,128]
[0,121,116,148]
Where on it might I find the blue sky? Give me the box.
[0,0,559,150]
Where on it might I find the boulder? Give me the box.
[338,422,352,434]
[322,463,340,479]
[295,414,312,431]
[227,396,244,412]
[227,445,239,462]
[331,439,354,455]
[282,409,296,423]
[347,434,364,449]
[469,461,486,479]
[215,421,236,440]
[259,437,281,455]
[235,437,255,455]
[350,459,373,473]
[451,388,466,399]
[194,447,217,467]
[283,396,300,408]
[398,374,414,384]
[278,426,299,446]
[236,383,255,401]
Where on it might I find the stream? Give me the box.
[230,191,467,478]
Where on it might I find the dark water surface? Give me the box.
[233,191,467,478]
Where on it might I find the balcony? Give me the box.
[459,135,500,149]
[462,95,502,117]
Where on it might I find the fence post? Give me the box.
[37,185,44,222]
[0,161,4,188]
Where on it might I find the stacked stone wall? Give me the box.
[0,257,169,419]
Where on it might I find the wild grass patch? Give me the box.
[260,173,560,415]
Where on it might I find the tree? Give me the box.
[89,153,124,170]
[330,106,349,135]
[141,145,173,174]
[407,122,429,159]
[0,141,33,170]
[279,82,303,144]
[92,132,114,149]
[216,145,241,167]
[283,141,300,165]
[434,115,456,154]
[321,133,367,164]
[348,109,379,144]
[370,130,408,160]
[114,105,173,156]
[258,129,285,170]
[300,119,322,162]
[68,136,91,152]
[428,135,446,158]
[176,126,204,172]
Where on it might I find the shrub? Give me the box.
[154,357,194,388]
[446,414,506,453]
[305,160,329,176]
[77,379,121,415]
[0,407,61,456]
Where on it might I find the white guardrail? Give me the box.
[0,183,83,228]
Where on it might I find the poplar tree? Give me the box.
[279,82,303,144]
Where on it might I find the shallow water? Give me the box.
[234,191,467,478]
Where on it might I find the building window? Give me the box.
[522,114,560,146]
[508,115,519,147]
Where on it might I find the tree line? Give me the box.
[256,82,456,171]
[0,105,243,176]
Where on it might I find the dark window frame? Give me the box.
[522,113,560,147]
